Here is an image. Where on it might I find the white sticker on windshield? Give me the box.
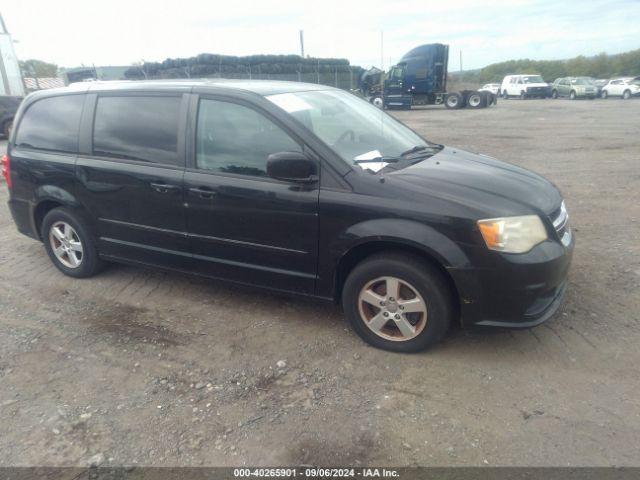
[354,150,382,161]
[359,162,388,173]
[267,93,312,113]
[354,150,386,172]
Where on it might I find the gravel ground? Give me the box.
[0,98,639,467]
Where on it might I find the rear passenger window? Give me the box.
[196,99,301,177]
[15,95,83,153]
[93,96,181,165]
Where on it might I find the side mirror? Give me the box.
[266,151,318,183]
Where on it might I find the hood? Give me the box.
[389,147,562,217]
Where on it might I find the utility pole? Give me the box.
[380,31,384,71]
[299,30,304,58]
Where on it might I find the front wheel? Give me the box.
[569,90,577,100]
[42,207,105,278]
[342,253,453,352]
[502,90,509,99]
[520,91,527,100]
[551,90,558,99]
[371,96,384,109]
[601,90,608,99]
[622,90,631,100]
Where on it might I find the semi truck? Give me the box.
[360,43,496,110]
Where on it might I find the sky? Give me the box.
[2,0,639,71]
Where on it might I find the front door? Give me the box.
[183,96,319,294]
[75,93,189,269]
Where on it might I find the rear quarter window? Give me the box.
[15,95,84,153]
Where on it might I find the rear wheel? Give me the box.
[502,90,509,99]
[342,253,453,352]
[444,92,463,109]
[622,90,631,100]
[467,92,485,109]
[601,90,608,99]
[42,208,105,278]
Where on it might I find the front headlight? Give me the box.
[477,215,548,253]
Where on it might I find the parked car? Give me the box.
[479,83,500,95]
[551,77,597,99]
[500,74,550,99]
[0,95,22,137]
[601,77,640,99]
[593,79,609,97]
[2,80,574,352]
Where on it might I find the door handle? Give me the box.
[150,182,181,194]
[189,186,217,199]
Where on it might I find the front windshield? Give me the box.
[571,78,592,85]
[522,75,544,84]
[267,89,432,168]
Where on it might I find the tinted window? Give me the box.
[196,99,300,177]
[93,96,181,165]
[15,95,83,153]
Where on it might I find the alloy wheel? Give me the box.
[357,276,428,342]
[49,221,83,268]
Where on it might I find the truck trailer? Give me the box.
[360,43,496,110]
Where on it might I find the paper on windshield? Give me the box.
[354,150,387,173]
[267,93,312,113]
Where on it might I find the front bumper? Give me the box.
[525,87,549,97]
[448,232,574,328]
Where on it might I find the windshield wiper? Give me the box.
[400,145,429,157]
[354,156,401,164]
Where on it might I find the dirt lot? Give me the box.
[0,99,639,467]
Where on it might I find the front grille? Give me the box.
[550,201,571,246]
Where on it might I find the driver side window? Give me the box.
[196,99,301,177]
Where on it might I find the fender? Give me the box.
[317,217,475,300]
[28,185,82,238]
[337,218,470,268]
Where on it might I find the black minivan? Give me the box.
[2,80,573,352]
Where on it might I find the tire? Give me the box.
[342,252,453,353]
[371,96,384,109]
[551,90,558,99]
[520,91,527,100]
[444,92,463,109]
[2,120,12,138]
[467,92,484,109]
[601,90,608,99]
[569,90,576,100]
[42,207,105,278]
[622,90,631,100]
[502,90,509,99]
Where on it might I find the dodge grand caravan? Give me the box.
[2,80,574,352]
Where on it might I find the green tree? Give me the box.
[19,59,58,77]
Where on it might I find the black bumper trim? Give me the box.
[474,282,567,328]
